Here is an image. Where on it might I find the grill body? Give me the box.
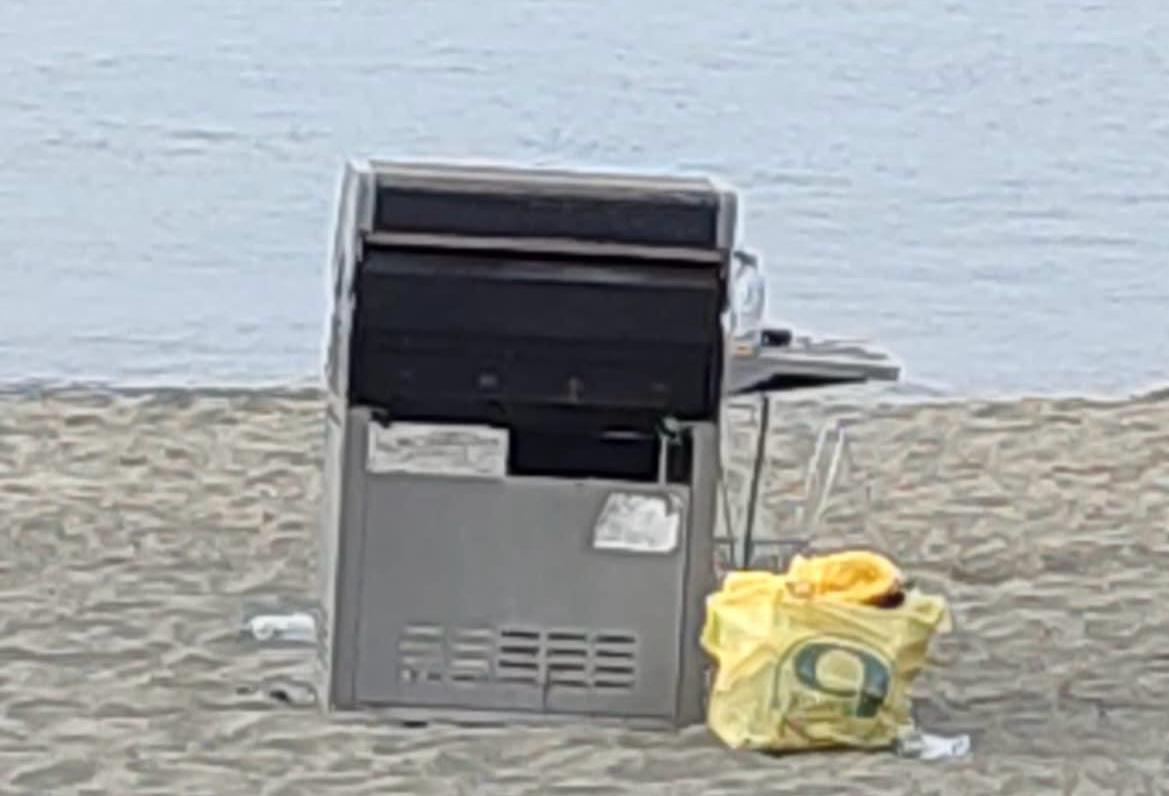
[319,160,735,726]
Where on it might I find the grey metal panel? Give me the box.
[325,160,374,402]
[323,408,721,726]
[351,465,692,719]
[316,407,341,704]
[317,403,343,642]
[710,178,738,253]
[322,407,372,708]
[674,421,719,725]
[354,163,376,237]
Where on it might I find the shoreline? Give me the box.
[3,376,1169,414]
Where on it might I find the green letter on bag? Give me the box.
[792,641,891,718]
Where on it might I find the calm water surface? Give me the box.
[1,0,1167,395]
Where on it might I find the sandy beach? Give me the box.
[2,385,1168,794]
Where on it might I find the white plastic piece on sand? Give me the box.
[245,612,317,644]
[895,729,972,761]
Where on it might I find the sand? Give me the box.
[2,385,1168,794]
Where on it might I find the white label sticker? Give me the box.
[593,492,683,554]
[367,422,509,478]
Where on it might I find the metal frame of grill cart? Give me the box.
[318,160,737,728]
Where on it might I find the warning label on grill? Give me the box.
[367,422,509,478]
[593,492,683,554]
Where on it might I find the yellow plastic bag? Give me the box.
[700,551,950,751]
[784,550,905,604]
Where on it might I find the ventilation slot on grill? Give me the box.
[592,633,637,691]
[397,623,444,684]
[547,630,590,690]
[397,624,639,693]
[449,627,494,684]
[496,627,542,685]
